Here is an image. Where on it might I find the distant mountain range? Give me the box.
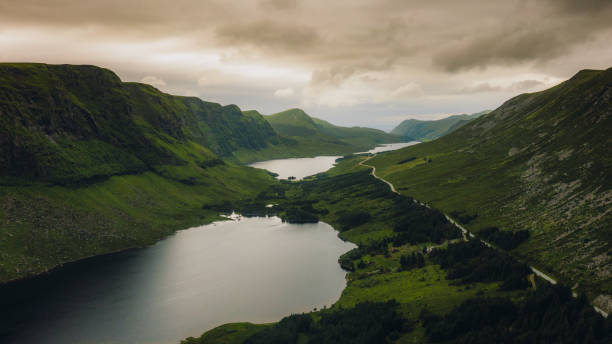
[390,111,490,141]
[370,67,612,311]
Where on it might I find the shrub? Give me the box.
[338,211,371,231]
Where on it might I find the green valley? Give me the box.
[184,156,611,344]
[1,63,611,343]
[3,1,612,343]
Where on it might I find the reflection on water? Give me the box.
[250,156,340,180]
[0,216,354,344]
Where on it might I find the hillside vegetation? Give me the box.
[391,111,489,141]
[0,63,281,185]
[370,68,612,312]
[0,63,281,282]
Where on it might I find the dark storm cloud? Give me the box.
[311,58,396,86]
[0,0,228,39]
[432,0,612,72]
[555,0,612,13]
[259,0,299,11]
[457,79,546,94]
[1,0,610,73]
[215,20,321,52]
[433,28,571,72]
[1,0,611,125]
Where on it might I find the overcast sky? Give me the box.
[1,0,611,130]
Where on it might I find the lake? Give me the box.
[250,142,419,180]
[0,216,355,344]
[359,142,418,154]
[249,156,341,180]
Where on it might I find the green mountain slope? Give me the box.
[264,108,404,152]
[0,63,278,282]
[440,118,471,136]
[265,108,319,136]
[0,63,280,185]
[370,68,612,310]
[391,111,489,141]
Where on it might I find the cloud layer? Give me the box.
[1,0,610,129]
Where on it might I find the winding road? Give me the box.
[359,154,608,318]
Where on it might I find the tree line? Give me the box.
[420,284,612,343]
[244,301,409,344]
[478,226,530,250]
[430,239,532,290]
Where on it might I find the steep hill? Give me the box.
[264,108,403,152]
[370,68,612,310]
[391,111,489,141]
[0,63,278,282]
[0,63,280,185]
[265,108,319,137]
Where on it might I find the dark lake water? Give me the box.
[249,156,341,180]
[249,142,419,180]
[0,216,354,344]
[359,142,418,154]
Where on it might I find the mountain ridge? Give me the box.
[265,107,403,148]
[0,63,281,185]
[391,111,489,141]
[370,67,612,310]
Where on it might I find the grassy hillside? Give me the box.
[0,63,279,282]
[370,68,612,311]
[0,63,281,185]
[0,166,275,283]
[391,111,489,141]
